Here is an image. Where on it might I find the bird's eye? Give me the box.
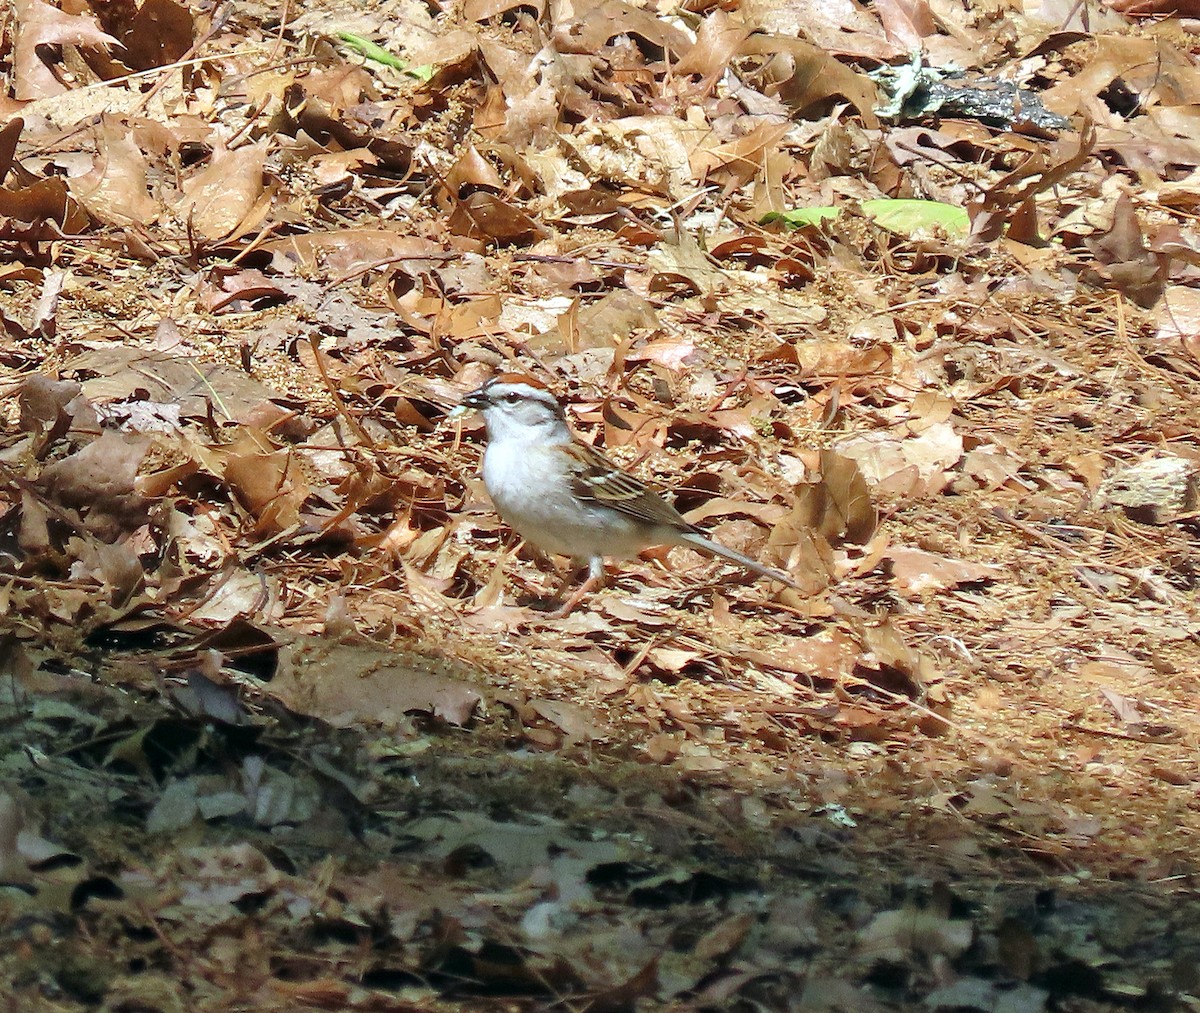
[504,392,522,403]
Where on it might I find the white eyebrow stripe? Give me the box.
[490,383,557,402]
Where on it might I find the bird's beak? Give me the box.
[448,387,489,419]
[461,387,490,410]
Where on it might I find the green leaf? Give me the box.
[762,206,841,228]
[763,199,968,238]
[336,32,434,81]
[861,199,969,237]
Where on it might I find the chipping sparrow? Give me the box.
[459,374,798,616]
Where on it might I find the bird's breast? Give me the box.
[480,441,648,561]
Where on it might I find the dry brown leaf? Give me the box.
[17,373,90,446]
[691,121,791,193]
[528,699,607,742]
[835,424,963,498]
[0,118,21,179]
[70,535,144,604]
[644,732,684,762]
[859,906,973,962]
[625,335,697,370]
[857,620,937,699]
[790,450,876,544]
[674,10,751,84]
[885,547,1000,597]
[199,268,288,314]
[187,568,285,625]
[960,449,1024,491]
[0,175,90,232]
[176,140,269,242]
[739,34,880,127]
[447,191,546,243]
[567,289,659,352]
[221,430,311,537]
[444,143,505,195]
[693,912,754,961]
[64,347,287,427]
[69,115,158,226]
[270,641,482,729]
[1098,687,1145,725]
[13,0,118,100]
[872,0,936,48]
[758,339,891,377]
[1156,284,1200,367]
[551,0,693,56]
[753,0,899,60]
[17,489,52,555]
[117,0,194,71]
[39,429,151,540]
[738,632,860,686]
[1080,192,1163,308]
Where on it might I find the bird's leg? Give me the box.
[547,557,605,619]
[504,540,576,605]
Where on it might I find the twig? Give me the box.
[306,334,376,449]
[1061,721,1181,744]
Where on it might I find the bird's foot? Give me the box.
[546,569,605,619]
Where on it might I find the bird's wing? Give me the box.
[561,441,691,530]
[562,442,798,586]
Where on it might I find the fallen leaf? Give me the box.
[38,429,151,540]
[270,640,482,729]
[885,548,1000,596]
[69,115,158,225]
[13,0,118,100]
[176,140,269,242]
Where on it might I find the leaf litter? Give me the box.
[2,0,1200,1008]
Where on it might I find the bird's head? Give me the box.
[459,374,569,443]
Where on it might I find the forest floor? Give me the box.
[2,0,1200,1009]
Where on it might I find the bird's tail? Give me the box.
[678,531,800,589]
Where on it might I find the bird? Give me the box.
[457,373,798,616]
